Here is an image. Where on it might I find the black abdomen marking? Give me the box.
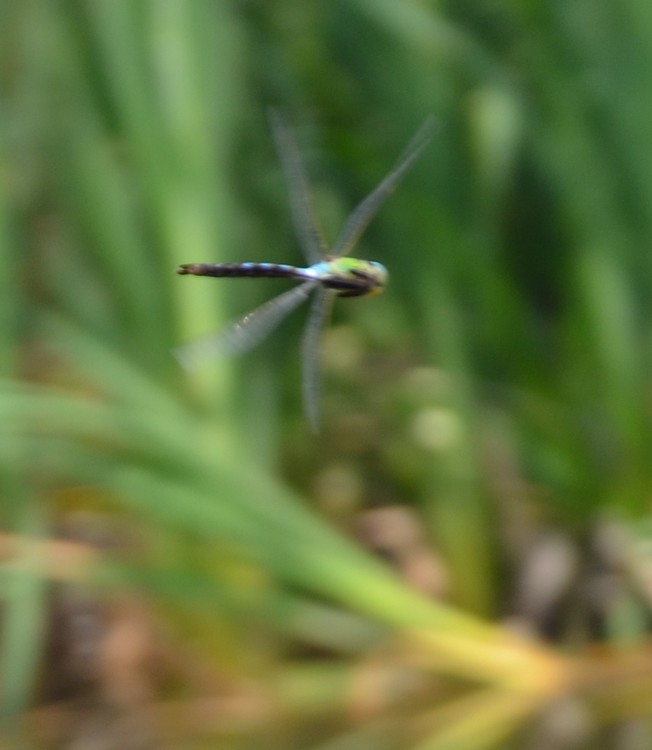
[177,262,302,279]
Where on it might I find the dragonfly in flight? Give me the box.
[175,112,432,431]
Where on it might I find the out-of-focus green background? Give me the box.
[3,1,652,748]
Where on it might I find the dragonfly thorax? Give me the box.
[305,257,388,297]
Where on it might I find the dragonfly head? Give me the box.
[364,261,389,296]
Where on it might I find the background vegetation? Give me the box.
[3,1,652,748]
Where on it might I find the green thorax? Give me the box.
[309,257,388,297]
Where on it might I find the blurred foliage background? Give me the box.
[3,1,652,748]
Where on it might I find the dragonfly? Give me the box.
[174,111,433,431]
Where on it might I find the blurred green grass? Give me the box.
[3,1,652,748]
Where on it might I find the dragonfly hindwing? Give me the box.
[174,282,316,370]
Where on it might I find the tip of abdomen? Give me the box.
[177,264,198,275]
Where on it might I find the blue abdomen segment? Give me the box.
[177,262,303,279]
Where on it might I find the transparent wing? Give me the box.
[269,109,328,265]
[332,116,435,258]
[301,288,335,433]
[173,282,316,370]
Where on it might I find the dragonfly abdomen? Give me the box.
[177,262,304,279]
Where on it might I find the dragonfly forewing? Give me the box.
[301,287,334,432]
[173,281,316,370]
[332,116,435,258]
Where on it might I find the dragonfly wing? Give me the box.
[301,287,335,432]
[174,282,316,370]
[269,109,328,265]
[332,116,435,258]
